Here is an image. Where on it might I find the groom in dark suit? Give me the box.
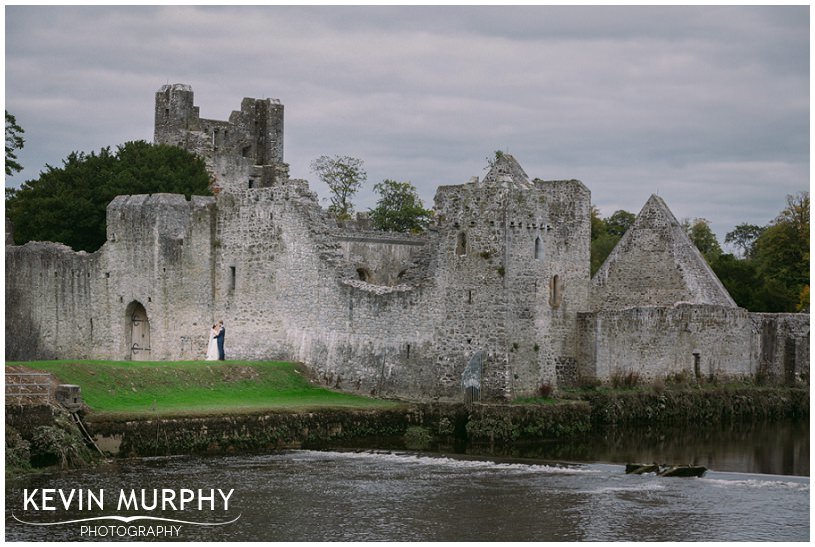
[216,320,226,360]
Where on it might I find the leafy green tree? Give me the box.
[711,253,761,310]
[5,140,211,252]
[5,110,25,176]
[591,232,620,276]
[683,218,723,264]
[605,210,636,237]
[485,149,505,169]
[589,207,636,276]
[750,192,809,312]
[310,155,366,220]
[711,192,809,313]
[590,206,605,240]
[369,179,432,233]
[724,223,765,259]
[798,285,809,313]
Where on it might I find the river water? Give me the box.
[5,421,809,542]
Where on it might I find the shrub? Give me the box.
[575,375,602,390]
[611,369,640,389]
[651,377,666,395]
[403,426,433,450]
[667,369,692,387]
[5,427,31,470]
[30,417,94,469]
[537,383,554,398]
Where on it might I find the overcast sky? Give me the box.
[5,5,810,244]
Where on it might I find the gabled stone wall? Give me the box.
[591,195,736,311]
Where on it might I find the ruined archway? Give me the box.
[125,301,151,361]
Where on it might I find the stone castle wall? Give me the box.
[5,84,808,400]
[576,306,809,384]
[6,243,96,360]
[577,305,753,382]
[751,313,810,383]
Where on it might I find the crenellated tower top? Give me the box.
[153,84,287,192]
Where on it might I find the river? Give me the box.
[5,420,809,542]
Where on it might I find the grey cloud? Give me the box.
[5,5,808,243]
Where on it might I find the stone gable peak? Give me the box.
[481,153,532,189]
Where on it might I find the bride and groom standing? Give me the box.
[205,320,226,361]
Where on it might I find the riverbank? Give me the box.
[82,386,807,458]
[5,360,809,468]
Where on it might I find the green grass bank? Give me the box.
[7,360,401,418]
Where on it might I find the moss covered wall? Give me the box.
[84,388,807,458]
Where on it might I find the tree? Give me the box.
[605,210,636,237]
[5,140,211,252]
[591,231,620,276]
[711,253,761,310]
[589,207,636,276]
[683,218,723,264]
[724,223,765,259]
[711,192,809,313]
[369,179,432,233]
[5,110,25,176]
[590,206,605,240]
[310,155,366,220]
[750,193,809,312]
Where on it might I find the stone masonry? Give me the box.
[5,84,809,400]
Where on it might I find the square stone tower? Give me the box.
[433,153,591,397]
[154,84,287,192]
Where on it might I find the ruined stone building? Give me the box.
[5,84,809,400]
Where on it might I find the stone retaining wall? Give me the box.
[82,388,807,458]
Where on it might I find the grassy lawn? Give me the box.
[7,360,401,418]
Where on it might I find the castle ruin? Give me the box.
[5,84,809,400]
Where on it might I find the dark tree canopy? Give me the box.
[310,155,367,220]
[750,192,809,311]
[5,110,25,176]
[724,223,765,259]
[711,192,809,313]
[369,179,432,233]
[683,218,723,264]
[605,210,636,237]
[590,207,636,276]
[5,140,212,252]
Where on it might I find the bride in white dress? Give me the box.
[205,324,219,361]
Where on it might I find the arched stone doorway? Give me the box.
[125,301,151,361]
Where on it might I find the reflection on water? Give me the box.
[5,420,809,542]
[463,420,810,477]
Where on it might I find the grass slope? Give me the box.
[8,360,399,417]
